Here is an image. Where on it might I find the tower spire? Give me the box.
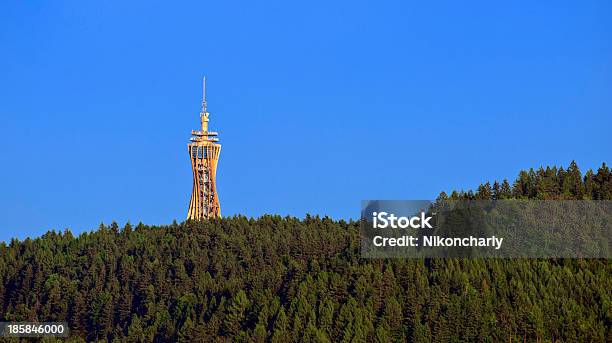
[200,76,209,132]
[201,76,207,113]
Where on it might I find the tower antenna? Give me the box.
[201,76,207,114]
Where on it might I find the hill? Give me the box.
[1,162,611,342]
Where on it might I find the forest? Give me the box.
[0,161,610,342]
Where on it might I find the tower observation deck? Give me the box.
[187,77,221,220]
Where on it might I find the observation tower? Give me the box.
[187,77,221,219]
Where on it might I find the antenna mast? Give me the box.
[201,76,207,114]
[200,76,209,132]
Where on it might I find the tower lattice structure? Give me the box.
[187,77,221,220]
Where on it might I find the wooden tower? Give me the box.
[187,77,221,219]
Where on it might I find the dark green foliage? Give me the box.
[0,162,610,342]
[445,161,612,201]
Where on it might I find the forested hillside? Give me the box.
[1,162,611,342]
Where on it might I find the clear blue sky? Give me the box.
[1,0,610,241]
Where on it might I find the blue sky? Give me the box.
[1,0,610,241]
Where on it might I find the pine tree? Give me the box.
[223,290,250,336]
[126,315,145,343]
[500,179,512,199]
[178,316,195,342]
[271,308,288,343]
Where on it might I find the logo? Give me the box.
[372,211,433,229]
